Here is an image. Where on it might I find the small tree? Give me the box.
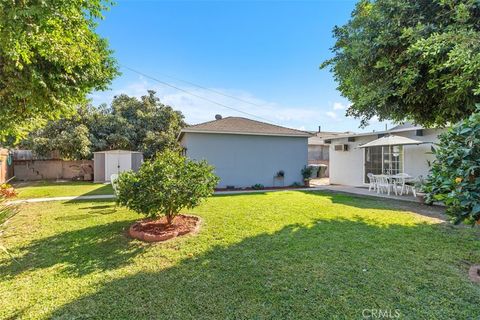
[116,150,219,224]
[423,106,480,225]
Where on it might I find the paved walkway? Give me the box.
[314,184,420,203]
[8,194,116,205]
[7,188,322,204]
[8,185,424,205]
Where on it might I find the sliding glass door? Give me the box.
[364,146,403,183]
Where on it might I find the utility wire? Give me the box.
[120,64,277,124]
[131,68,269,109]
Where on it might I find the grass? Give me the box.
[12,181,113,199]
[0,191,479,319]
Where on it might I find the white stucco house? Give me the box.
[178,116,310,188]
[325,124,445,187]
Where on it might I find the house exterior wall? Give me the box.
[329,129,443,187]
[180,133,308,188]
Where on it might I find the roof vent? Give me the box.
[215,114,222,120]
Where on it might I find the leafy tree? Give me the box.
[116,150,219,224]
[322,0,480,127]
[22,106,93,160]
[21,91,186,159]
[0,0,119,141]
[106,91,185,158]
[423,106,480,225]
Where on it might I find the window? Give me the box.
[364,146,403,183]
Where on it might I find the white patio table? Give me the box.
[387,174,415,196]
[372,174,414,196]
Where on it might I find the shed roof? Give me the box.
[179,117,312,139]
[93,150,142,154]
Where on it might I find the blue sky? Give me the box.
[91,0,391,133]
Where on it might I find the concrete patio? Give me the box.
[310,178,420,203]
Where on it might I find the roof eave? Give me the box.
[325,126,432,141]
[179,129,311,138]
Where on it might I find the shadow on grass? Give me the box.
[79,203,117,215]
[48,217,480,319]
[79,184,114,197]
[297,190,447,220]
[0,220,144,278]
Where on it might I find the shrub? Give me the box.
[423,107,480,225]
[0,196,16,226]
[289,182,303,187]
[0,183,17,198]
[0,195,18,258]
[251,184,264,190]
[301,166,313,180]
[0,184,17,198]
[116,150,219,224]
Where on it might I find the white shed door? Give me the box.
[105,153,132,181]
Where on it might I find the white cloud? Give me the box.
[89,78,392,133]
[90,78,323,129]
[325,111,338,120]
[333,102,349,110]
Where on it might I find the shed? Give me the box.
[93,150,143,182]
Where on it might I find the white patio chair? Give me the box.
[374,175,392,195]
[110,174,119,195]
[367,173,376,192]
[394,173,415,196]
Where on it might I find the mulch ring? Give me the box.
[469,265,480,283]
[129,214,201,242]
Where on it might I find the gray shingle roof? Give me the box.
[180,117,311,138]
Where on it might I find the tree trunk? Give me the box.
[166,213,174,225]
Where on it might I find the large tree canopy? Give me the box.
[0,0,118,140]
[322,0,480,127]
[22,91,186,160]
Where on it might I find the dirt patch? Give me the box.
[469,265,480,283]
[129,214,201,242]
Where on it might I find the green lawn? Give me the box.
[13,181,114,199]
[0,191,479,319]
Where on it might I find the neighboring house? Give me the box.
[178,116,311,188]
[326,123,445,187]
[308,129,353,177]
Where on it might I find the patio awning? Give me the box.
[358,135,427,148]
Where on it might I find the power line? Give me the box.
[120,64,277,123]
[132,68,270,109]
